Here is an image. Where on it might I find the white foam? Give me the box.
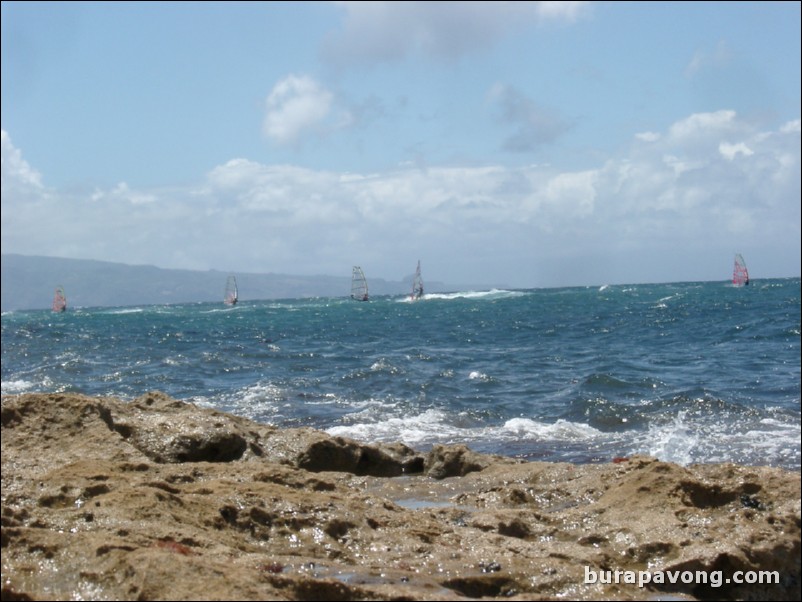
[327,408,453,445]
[1,379,36,394]
[629,410,802,468]
[239,382,287,405]
[370,359,400,373]
[396,289,525,302]
[502,417,603,440]
[639,412,697,466]
[326,411,605,450]
[425,289,525,301]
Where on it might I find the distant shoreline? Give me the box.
[1,253,465,312]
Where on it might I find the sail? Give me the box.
[411,260,424,300]
[351,266,369,301]
[733,254,749,287]
[224,275,238,305]
[52,286,67,313]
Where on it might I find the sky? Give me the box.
[2,1,800,289]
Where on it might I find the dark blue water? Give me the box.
[2,280,800,470]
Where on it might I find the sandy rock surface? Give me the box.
[2,392,799,600]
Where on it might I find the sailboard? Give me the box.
[52,285,67,313]
[410,260,424,300]
[351,266,369,301]
[732,254,749,287]
[224,275,238,305]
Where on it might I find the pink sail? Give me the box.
[52,286,67,312]
[732,254,749,287]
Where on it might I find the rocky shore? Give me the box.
[2,391,800,600]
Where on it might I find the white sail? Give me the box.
[224,275,238,305]
[411,260,424,300]
[351,266,369,301]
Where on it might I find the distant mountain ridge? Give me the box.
[1,254,457,312]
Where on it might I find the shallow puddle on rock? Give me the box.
[394,498,455,510]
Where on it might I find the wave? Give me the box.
[627,411,801,467]
[326,411,603,449]
[325,407,800,469]
[1,379,38,393]
[397,289,526,302]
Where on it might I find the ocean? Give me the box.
[2,279,800,471]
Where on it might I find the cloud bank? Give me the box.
[2,108,799,287]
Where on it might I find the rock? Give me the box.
[2,392,800,601]
[425,443,517,478]
[296,434,424,476]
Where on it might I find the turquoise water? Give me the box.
[2,279,800,469]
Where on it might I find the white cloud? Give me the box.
[781,119,801,134]
[534,1,590,22]
[107,182,157,205]
[323,1,590,66]
[1,130,44,194]
[719,142,754,161]
[668,110,738,142]
[542,170,597,216]
[206,158,268,189]
[263,75,335,146]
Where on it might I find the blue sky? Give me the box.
[2,1,800,288]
